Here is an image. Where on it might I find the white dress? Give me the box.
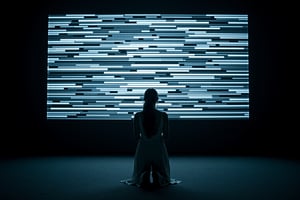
[121,110,181,187]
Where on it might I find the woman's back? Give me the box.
[134,109,169,141]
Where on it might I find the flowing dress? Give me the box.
[121,110,181,187]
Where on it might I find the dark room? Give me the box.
[1,0,298,200]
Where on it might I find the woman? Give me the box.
[121,88,180,188]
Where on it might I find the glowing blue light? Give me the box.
[47,14,249,120]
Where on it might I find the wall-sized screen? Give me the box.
[47,14,249,120]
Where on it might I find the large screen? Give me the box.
[47,14,249,120]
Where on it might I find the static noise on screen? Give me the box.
[47,14,249,120]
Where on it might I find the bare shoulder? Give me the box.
[157,110,168,118]
[134,111,142,118]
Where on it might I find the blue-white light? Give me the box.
[47,14,249,120]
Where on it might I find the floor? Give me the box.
[0,156,299,200]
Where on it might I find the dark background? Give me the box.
[4,0,294,158]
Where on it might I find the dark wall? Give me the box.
[5,0,295,158]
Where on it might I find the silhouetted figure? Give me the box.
[121,88,180,188]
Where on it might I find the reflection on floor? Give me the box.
[1,156,299,200]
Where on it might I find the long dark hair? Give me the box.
[142,88,158,138]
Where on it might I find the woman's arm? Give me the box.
[133,113,141,140]
[162,112,169,140]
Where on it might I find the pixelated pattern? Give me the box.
[47,14,249,120]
